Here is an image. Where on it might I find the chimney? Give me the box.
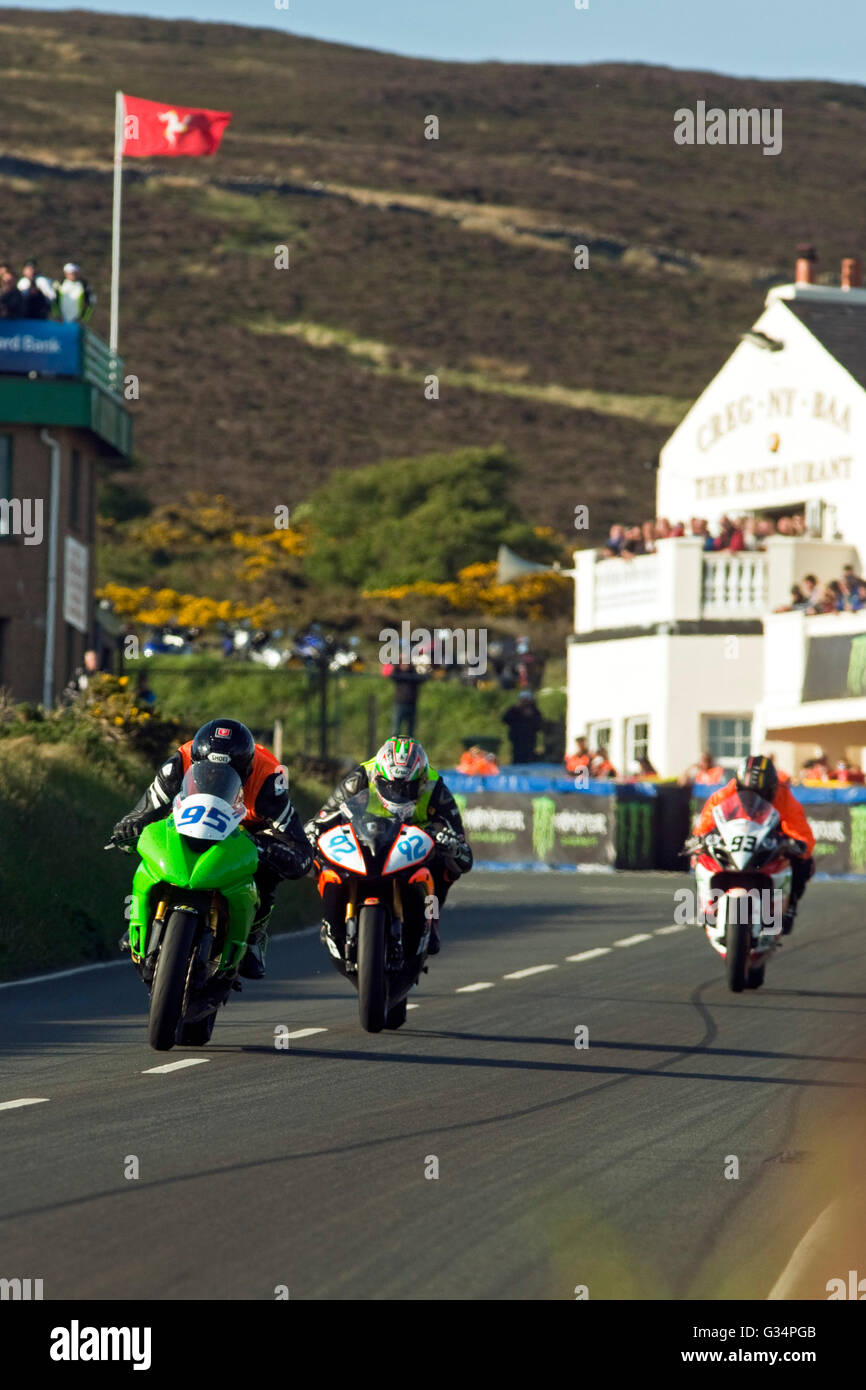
[841,257,863,290]
[795,243,817,285]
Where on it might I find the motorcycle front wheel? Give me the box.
[148,909,198,1051]
[357,903,387,1033]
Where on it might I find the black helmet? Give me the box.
[191,719,255,780]
[735,754,778,802]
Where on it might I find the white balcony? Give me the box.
[574,536,859,634]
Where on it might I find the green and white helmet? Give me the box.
[371,737,429,818]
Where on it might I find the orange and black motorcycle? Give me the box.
[311,790,438,1033]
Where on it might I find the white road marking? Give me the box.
[565,948,611,962]
[406,1003,420,1010]
[614,934,653,947]
[456,982,495,993]
[503,964,558,979]
[142,1058,211,1074]
[285,1027,328,1039]
[655,924,690,935]
[0,1098,50,1110]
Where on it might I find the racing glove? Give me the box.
[111,814,146,847]
[434,827,472,873]
[257,836,313,880]
[779,836,809,858]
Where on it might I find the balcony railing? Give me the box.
[575,536,860,634]
[701,552,767,617]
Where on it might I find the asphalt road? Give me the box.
[1,873,865,1301]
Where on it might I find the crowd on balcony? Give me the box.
[774,566,866,614]
[0,257,94,323]
[600,513,808,560]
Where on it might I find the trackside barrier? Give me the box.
[447,766,866,874]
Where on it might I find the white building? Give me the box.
[567,252,866,778]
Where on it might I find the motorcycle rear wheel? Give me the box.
[358,904,387,1033]
[148,909,198,1051]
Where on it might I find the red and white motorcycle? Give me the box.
[687,788,799,992]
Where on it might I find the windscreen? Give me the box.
[714,788,777,826]
[179,762,244,809]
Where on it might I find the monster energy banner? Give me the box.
[802,632,866,701]
[453,792,616,867]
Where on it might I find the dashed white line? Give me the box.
[285,1027,328,1039]
[406,1003,420,1011]
[503,964,558,980]
[565,948,611,962]
[0,1098,50,1110]
[142,1058,212,1074]
[613,934,653,947]
[456,982,495,993]
[655,924,690,935]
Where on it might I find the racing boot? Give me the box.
[239,911,271,979]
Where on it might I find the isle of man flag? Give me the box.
[121,94,232,157]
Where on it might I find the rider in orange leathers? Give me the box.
[692,754,814,935]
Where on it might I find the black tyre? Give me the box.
[725,898,751,994]
[357,904,387,1033]
[384,998,408,1030]
[148,909,198,1051]
[746,963,765,990]
[179,1011,217,1046]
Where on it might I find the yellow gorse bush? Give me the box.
[363,561,569,620]
[98,583,278,630]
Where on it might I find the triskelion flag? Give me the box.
[121,94,232,157]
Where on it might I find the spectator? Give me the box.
[776,584,806,613]
[640,520,656,553]
[602,523,626,558]
[502,690,542,763]
[630,756,657,779]
[0,265,25,319]
[565,735,591,774]
[741,517,761,550]
[590,747,616,778]
[833,759,865,785]
[680,750,725,786]
[17,259,54,318]
[135,671,156,709]
[456,745,500,776]
[795,575,819,610]
[388,660,426,737]
[53,262,95,323]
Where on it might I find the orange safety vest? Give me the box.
[178,740,282,829]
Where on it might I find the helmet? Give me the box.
[191,719,256,781]
[735,754,778,802]
[371,737,428,819]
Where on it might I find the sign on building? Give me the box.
[63,535,90,634]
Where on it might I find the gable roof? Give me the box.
[784,299,866,391]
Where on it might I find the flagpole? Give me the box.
[109,90,123,377]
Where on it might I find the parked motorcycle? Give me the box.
[108,762,259,1049]
[686,787,796,992]
[312,791,437,1031]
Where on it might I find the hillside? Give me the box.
[2,8,865,538]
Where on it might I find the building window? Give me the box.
[706,716,752,766]
[69,449,81,530]
[626,717,650,771]
[588,721,613,752]
[0,435,11,539]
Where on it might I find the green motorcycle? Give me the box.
[112,761,259,1051]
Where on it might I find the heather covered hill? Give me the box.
[0,7,863,538]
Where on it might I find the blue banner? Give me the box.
[0,320,81,375]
